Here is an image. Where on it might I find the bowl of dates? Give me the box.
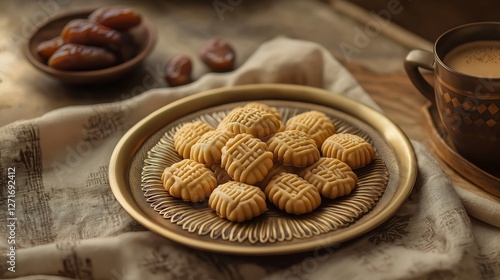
[24,6,157,84]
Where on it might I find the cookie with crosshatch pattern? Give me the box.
[173,121,214,159]
[220,107,283,139]
[161,159,217,202]
[208,181,267,222]
[243,102,283,122]
[190,129,235,164]
[285,110,336,148]
[266,130,320,167]
[300,157,357,199]
[265,172,321,215]
[321,133,375,169]
[221,133,274,185]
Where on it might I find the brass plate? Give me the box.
[142,101,389,243]
[109,84,417,255]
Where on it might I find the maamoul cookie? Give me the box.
[190,129,235,164]
[222,107,282,139]
[300,157,357,199]
[209,181,267,222]
[217,106,241,130]
[209,163,232,185]
[285,110,336,147]
[161,159,217,202]
[221,133,274,185]
[266,130,320,167]
[244,102,283,122]
[321,133,375,169]
[173,121,214,159]
[265,172,321,215]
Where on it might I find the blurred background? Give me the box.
[1,0,499,127]
[350,0,500,41]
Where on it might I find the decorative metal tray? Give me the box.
[109,84,417,255]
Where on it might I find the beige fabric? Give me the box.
[0,37,498,280]
[454,186,500,228]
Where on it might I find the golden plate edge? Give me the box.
[108,83,418,255]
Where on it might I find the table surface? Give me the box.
[0,0,497,202]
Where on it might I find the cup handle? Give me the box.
[404,49,435,103]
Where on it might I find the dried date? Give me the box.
[164,55,193,87]
[48,43,117,71]
[36,37,64,60]
[89,6,141,30]
[61,19,122,47]
[200,38,236,72]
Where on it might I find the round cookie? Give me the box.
[265,172,321,215]
[221,133,274,185]
[321,133,375,169]
[266,130,320,167]
[190,129,235,164]
[299,157,357,199]
[161,159,217,202]
[173,121,214,159]
[209,181,267,222]
[285,110,336,148]
[222,107,282,139]
[244,102,283,122]
[217,106,241,130]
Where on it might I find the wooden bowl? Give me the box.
[23,8,157,85]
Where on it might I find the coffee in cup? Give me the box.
[444,40,500,78]
[405,22,500,172]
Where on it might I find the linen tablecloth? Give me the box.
[1,37,499,280]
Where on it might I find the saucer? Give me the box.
[422,103,500,198]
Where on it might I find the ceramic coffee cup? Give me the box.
[405,22,500,171]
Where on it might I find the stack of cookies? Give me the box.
[161,102,376,223]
